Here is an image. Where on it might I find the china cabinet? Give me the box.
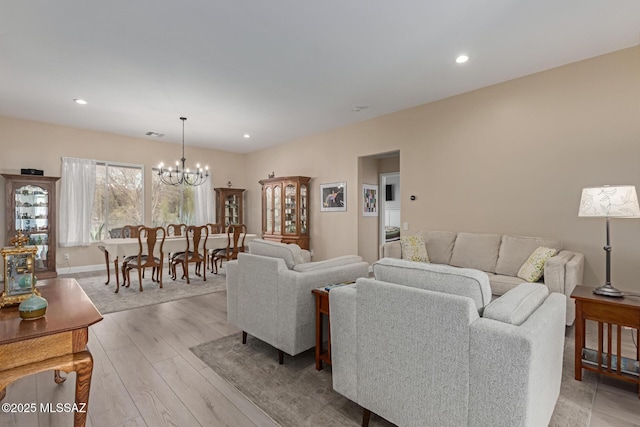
[2,174,59,279]
[215,187,245,226]
[259,176,310,249]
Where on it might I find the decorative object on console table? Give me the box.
[0,231,42,307]
[214,187,245,226]
[2,174,59,279]
[320,181,346,212]
[362,184,378,217]
[259,176,311,249]
[578,185,640,297]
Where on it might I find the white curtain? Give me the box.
[194,178,215,225]
[59,157,96,247]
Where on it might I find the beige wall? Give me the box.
[2,45,639,291]
[245,45,640,291]
[0,116,245,270]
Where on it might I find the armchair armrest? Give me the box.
[329,284,358,402]
[292,255,364,272]
[544,250,584,325]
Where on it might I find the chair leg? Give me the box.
[362,408,371,427]
[158,262,163,289]
[278,349,284,365]
[104,250,110,285]
[242,331,247,344]
[138,267,143,292]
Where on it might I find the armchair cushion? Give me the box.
[372,258,492,312]
[483,282,549,326]
[292,255,363,272]
[247,238,305,269]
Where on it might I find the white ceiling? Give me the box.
[1,1,639,153]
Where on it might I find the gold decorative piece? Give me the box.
[1,231,41,308]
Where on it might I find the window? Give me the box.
[151,169,195,227]
[91,162,144,240]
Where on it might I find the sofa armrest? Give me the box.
[544,250,584,326]
[379,240,402,259]
[301,249,312,263]
[329,284,358,402]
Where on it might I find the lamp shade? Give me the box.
[578,185,640,218]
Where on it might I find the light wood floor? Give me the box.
[0,289,639,427]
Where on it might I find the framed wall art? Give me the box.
[362,184,379,216]
[320,182,346,212]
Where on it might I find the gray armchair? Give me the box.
[226,239,369,363]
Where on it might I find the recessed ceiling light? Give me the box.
[73,98,87,105]
[145,131,164,137]
[455,55,469,64]
[352,106,369,112]
[243,134,251,139]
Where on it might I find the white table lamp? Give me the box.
[578,185,640,297]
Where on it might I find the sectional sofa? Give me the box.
[380,231,584,325]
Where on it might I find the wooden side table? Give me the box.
[571,285,640,398]
[0,278,103,426]
[312,288,331,370]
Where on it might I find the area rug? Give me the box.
[191,327,598,427]
[65,267,227,314]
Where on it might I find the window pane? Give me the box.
[91,163,143,240]
[151,171,195,227]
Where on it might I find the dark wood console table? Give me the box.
[571,285,640,398]
[0,278,103,426]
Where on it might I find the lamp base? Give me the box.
[593,284,624,298]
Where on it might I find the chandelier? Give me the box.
[157,117,209,186]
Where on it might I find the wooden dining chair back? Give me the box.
[206,223,224,234]
[172,225,209,284]
[166,223,187,237]
[124,226,166,292]
[120,225,146,287]
[98,227,125,286]
[122,224,142,238]
[206,223,225,270]
[212,224,247,274]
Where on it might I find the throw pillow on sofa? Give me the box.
[517,246,558,282]
[400,235,429,263]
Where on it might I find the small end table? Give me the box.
[571,285,640,399]
[312,288,331,370]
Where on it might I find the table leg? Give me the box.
[315,295,323,370]
[74,351,93,427]
[0,387,5,401]
[54,369,67,384]
[575,301,584,381]
[103,250,111,285]
[114,257,120,293]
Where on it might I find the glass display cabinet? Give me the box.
[214,187,245,227]
[2,174,59,279]
[259,176,310,249]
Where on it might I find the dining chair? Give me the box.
[166,223,187,277]
[171,225,209,284]
[97,226,125,285]
[120,225,145,287]
[206,223,225,270]
[123,226,166,292]
[212,224,247,274]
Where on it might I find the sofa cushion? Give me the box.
[400,235,429,262]
[416,231,457,265]
[373,257,492,312]
[517,247,558,282]
[247,239,305,269]
[495,235,563,277]
[483,282,549,325]
[449,232,502,273]
[487,274,526,296]
[292,255,363,272]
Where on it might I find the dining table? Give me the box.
[98,233,257,289]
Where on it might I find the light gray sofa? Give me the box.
[380,231,583,325]
[330,258,566,427]
[226,238,369,363]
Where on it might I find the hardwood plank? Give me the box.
[167,297,227,324]
[0,375,38,427]
[154,355,256,427]
[170,315,225,344]
[198,367,279,427]
[91,315,134,352]
[110,311,179,364]
[105,344,199,427]
[34,370,76,427]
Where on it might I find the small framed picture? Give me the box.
[320,182,347,212]
[362,184,379,217]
